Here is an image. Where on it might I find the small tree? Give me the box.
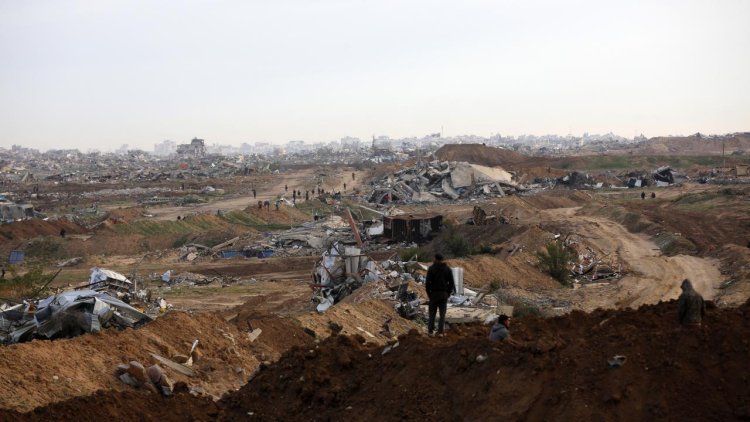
[536,240,576,286]
[444,225,471,258]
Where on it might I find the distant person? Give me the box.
[275,200,280,211]
[678,279,706,328]
[252,189,256,199]
[352,172,355,181]
[641,191,646,200]
[343,183,347,191]
[285,184,288,192]
[305,191,309,201]
[264,200,270,210]
[425,253,455,336]
[651,192,656,199]
[257,200,263,210]
[60,228,66,238]
[1,265,5,279]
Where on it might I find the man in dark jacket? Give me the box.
[678,279,705,327]
[425,254,455,336]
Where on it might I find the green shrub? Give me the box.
[512,303,542,318]
[488,279,503,293]
[536,240,576,286]
[444,225,471,258]
[25,237,62,260]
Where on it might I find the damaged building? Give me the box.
[176,138,207,158]
[383,214,443,242]
[369,161,518,204]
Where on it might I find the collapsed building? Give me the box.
[0,200,36,222]
[369,161,519,203]
[176,138,207,158]
[383,214,442,242]
[0,268,157,345]
[0,290,151,345]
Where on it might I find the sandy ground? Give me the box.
[542,207,722,310]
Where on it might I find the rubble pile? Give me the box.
[566,237,624,283]
[311,245,499,325]
[311,243,440,313]
[159,271,239,286]
[270,215,353,251]
[368,161,519,204]
[0,289,151,344]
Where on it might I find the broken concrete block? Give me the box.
[126,361,149,384]
[159,374,175,396]
[171,354,190,364]
[147,364,165,384]
[247,328,262,343]
[119,373,140,388]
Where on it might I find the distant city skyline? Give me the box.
[1,0,748,151]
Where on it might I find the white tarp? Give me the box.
[449,162,514,189]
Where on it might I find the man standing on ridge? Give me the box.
[426,253,455,336]
[678,279,706,328]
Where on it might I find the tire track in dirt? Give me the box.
[542,208,722,308]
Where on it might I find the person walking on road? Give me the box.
[426,253,455,336]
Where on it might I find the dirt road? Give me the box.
[147,168,316,220]
[543,207,722,309]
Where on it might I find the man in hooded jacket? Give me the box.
[678,279,706,327]
[425,254,455,336]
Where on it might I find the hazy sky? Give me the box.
[1,0,749,151]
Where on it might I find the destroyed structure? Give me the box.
[0,199,37,222]
[176,138,207,158]
[0,289,151,345]
[0,268,156,345]
[369,161,519,204]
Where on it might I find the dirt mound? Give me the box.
[640,133,750,156]
[521,190,593,209]
[435,144,529,167]
[297,295,422,344]
[4,300,749,420]
[0,218,84,245]
[220,299,750,421]
[447,253,559,291]
[714,244,750,307]
[0,311,264,412]
[0,390,219,422]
